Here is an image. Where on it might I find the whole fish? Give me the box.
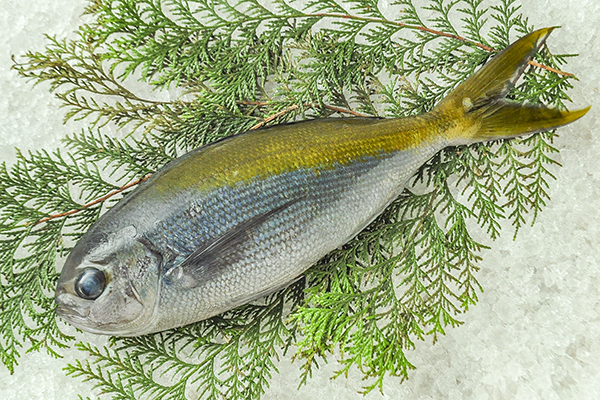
[55,28,589,336]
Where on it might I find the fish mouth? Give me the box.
[55,304,107,334]
[54,285,156,337]
[55,290,114,335]
[55,304,88,320]
[55,290,93,329]
[54,298,139,336]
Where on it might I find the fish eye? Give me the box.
[74,268,106,300]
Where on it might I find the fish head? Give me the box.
[55,225,162,335]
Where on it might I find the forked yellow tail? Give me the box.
[435,27,590,144]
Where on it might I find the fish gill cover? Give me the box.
[0,0,583,398]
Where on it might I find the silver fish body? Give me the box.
[142,135,435,334]
[56,118,439,335]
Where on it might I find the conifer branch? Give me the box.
[0,0,581,397]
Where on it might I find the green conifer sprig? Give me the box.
[0,0,579,397]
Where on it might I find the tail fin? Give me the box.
[435,27,590,144]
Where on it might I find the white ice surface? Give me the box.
[0,1,599,399]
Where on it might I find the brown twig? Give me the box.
[240,101,372,118]
[249,104,299,130]
[33,175,151,226]
[247,103,372,131]
[322,104,371,117]
[306,13,574,77]
[411,24,573,76]
[527,60,572,77]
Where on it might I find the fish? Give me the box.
[55,27,589,336]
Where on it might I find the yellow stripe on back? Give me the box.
[152,115,439,193]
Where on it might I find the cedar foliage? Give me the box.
[0,0,578,398]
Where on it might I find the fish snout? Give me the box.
[55,289,89,320]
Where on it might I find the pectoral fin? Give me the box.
[164,197,302,289]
